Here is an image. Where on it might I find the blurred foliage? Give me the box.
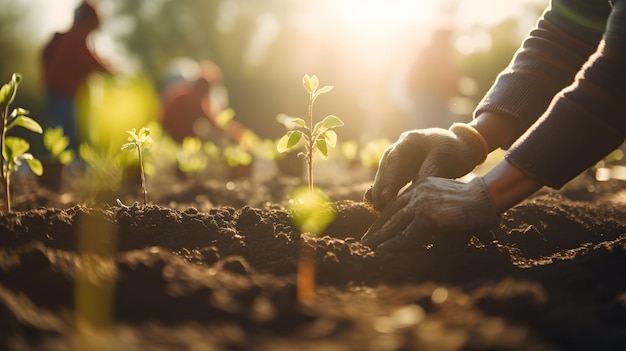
[0,1,45,152]
[1,0,544,148]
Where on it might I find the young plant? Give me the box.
[176,136,209,174]
[0,73,43,213]
[277,74,343,303]
[121,127,153,205]
[277,74,344,193]
[43,126,75,165]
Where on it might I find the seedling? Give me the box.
[277,74,344,193]
[43,126,75,165]
[0,73,43,212]
[121,127,153,205]
[277,75,343,303]
[177,136,209,174]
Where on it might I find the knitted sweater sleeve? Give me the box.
[474,0,626,188]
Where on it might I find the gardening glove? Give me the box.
[361,176,500,253]
[364,123,489,212]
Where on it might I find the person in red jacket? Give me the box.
[362,0,626,252]
[160,60,246,145]
[41,1,111,152]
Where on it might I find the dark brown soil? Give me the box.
[1,169,626,350]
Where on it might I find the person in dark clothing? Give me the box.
[362,0,626,252]
[41,1,111,152]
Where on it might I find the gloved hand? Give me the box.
[364,123,489,212]
[361,176,500,253]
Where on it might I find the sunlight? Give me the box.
[331,0,439,35]
[320,0,441,62]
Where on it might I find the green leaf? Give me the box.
[290,118,307,128]
[224,145,253,167]
[126,128,138,141]
[12,73,22,86]
[322,130,338,148]
[11,107,29,118]
[320,115,344,129]
[312,85,334,102]
[58,150,75,165]
[135,128,153,148]
[302,74,319,93]
[215,108,235,128]
[316,138,328,159]
[313,115,344,135]
[182,137,203,153]
[25,157,43,176]
[121,142,136,151]
[5,137,30,159]
[0,73,21,108]
[7,115,43,134]
[316,85,333,95]
[0,83,12,107]
[277,130,303,153]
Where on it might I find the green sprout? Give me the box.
[277,74,344,193]
[0,73,43,213]
[177,136,209,174]
[121,127,153,205]
[43,126,75,165]
[276,74,343,303]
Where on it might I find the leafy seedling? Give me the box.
[43,126,75,165]
[177,136,209,174]
[277,74,343,303]
[0,73,43,213]
[277,74,344,193]
[121,127,153,205]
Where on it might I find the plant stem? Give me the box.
[1,106,8,212]
[307,92,314,194]
[3,171,10,213]
[138,146,147,205]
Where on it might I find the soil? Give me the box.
[1,165,626,351]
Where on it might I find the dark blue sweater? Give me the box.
[474,0,626,188]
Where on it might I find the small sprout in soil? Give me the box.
[277,74,343,302]
[121,127,153,205]
[223,144,253,168]
[0,73,43,213]
[43,126,75,165]
[277,74,344,193]
[177,137,209,174]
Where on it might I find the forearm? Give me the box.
[473,0,609,134]
[468,111,520,152]
[482,160,544,213]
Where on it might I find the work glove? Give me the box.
[361,176,500,253]
[364,123,488,212]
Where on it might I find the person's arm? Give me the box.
[474,0,610,139]
[483,160,544,213]
[468,111,520,152]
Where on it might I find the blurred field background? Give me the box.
[2,0,545,154]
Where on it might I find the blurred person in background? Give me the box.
[403,25,460,129]
[160,59,246,145]
[362,0,626,252]
[41,0,112,152]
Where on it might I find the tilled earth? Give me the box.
[1,170,626,350]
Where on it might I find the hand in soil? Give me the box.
[361,176,499,252]
[364,123,488,212]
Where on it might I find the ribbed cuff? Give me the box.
[449,123,489,165]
